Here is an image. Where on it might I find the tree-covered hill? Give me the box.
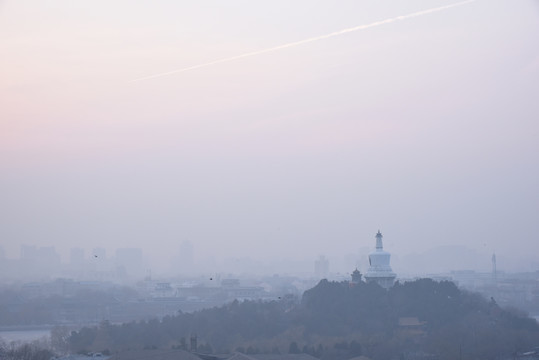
[68,279,539,360]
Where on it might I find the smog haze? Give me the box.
[1,0,538,276]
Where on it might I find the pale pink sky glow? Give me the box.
[1,0,538,275]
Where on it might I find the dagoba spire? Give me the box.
[364,230,396,289]
[375,230,383,249]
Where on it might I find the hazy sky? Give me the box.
[1,0,538,274]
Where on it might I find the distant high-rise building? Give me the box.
[115,248,144,278]
[20,245,61,279]
[364,230,396,289]
[314,255,329,279]
[21,245,61,264]
[20,244,37,260]
[70,247,85,264]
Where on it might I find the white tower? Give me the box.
[364,230,396,289]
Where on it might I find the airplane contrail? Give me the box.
[130,0,476,82]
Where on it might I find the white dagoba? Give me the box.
[364,230,396,289]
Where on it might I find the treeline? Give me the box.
[67,279,539,360]
[0,340,55,360]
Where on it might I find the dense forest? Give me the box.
[65,279,539,360]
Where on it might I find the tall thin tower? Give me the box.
[492,253,497,282]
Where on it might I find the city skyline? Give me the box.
[0,237,534,278]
